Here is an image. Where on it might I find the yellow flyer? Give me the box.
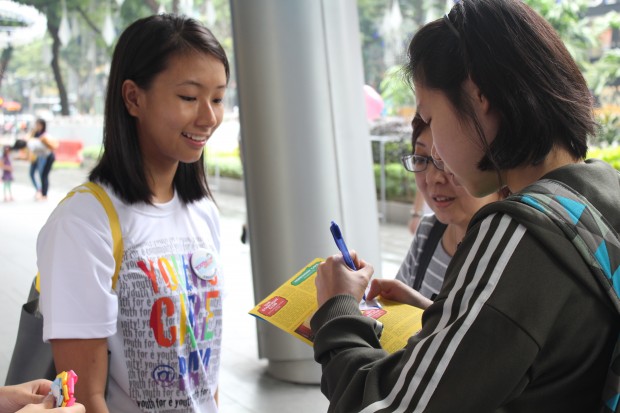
[249,258,424,354]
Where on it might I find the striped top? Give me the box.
[395,214,451,300]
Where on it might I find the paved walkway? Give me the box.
[0,160,411,412]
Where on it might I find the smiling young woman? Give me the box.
[122,51,227,202]
[37,14,229,413]
[387,114,499,301]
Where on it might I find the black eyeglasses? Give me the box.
[401,154,445,173]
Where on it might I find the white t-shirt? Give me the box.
[27,137,51,157]
[38,184,222,413]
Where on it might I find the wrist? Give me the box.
[410,209,423,218]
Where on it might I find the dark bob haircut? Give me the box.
[34,118,46,137]
[405,0,596,171]
[90,13,230,204]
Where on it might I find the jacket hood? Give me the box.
[470,159,620,313]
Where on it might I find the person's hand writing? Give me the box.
[316,251,374,307]
[366,278,433,310]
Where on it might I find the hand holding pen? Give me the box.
[315,221,374,307]
[330,221,358,271]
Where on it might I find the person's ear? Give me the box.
[122,80,142,117]
[463,77,491,115]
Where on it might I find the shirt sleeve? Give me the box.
[38,191,118,341]
[311,212,541,412]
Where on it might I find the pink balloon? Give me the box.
[364,85,384,121]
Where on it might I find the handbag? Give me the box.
[5,182,123,385]
[4,279,55,384]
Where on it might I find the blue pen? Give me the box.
[330,221,357,270]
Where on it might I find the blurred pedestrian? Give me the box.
[26,119,57,201]
[35,118,58,200]
[2,145,14,202]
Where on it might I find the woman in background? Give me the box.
[368,114,499,308]
[27,119,57,200]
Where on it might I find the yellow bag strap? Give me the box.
[35,182,123,292]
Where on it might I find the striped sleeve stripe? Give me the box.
[359,213,526,413]
[411,215,525,411]
[358,214,497,413]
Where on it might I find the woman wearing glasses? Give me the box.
[367,114,499,309]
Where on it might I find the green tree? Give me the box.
[12,0,105,115]
[6,0,232,116]
[357,0,451,112]
[0,45,13,89]
[524,0,620,144]
[357,0,387,90]
[379,65,414,116]
[0,15,27,88]
[524,0,619,90]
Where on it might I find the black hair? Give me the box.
[411,112,428,146]
[34,118,46,137]
[89,13,230,204]
[405,0,595,171]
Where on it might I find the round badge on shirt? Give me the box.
[190,249,218,280]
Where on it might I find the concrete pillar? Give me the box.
[230,0,381,383]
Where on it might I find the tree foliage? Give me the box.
[524,0,620,97]
[357,0,452,114]
[357,0,620,143]
[524,0,620,144]
[5,0,233,116]
[4,0,618,128]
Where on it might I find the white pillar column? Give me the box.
[230,0,381,383]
